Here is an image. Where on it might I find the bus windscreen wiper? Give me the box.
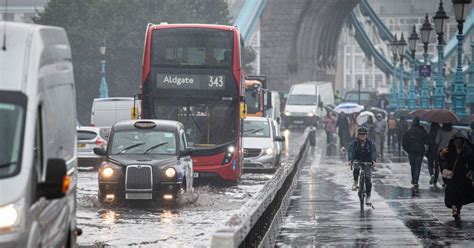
[143,142,169,154]
[115,143,146,155]
[0,161,17,168]
[185,98,205,138]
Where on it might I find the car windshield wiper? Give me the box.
[143,142,169,155]
[250,128,264,134]
[243,129,255,133]
[115,143,146,155]
[0,161,17,168]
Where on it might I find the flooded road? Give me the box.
[77,130,304,247]
[276,137,474,247]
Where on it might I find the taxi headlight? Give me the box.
[101,167,114,178]
[165,168,176,178]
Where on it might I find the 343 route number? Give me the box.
[208,76,224,88]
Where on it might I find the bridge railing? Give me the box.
[210,127,315,247]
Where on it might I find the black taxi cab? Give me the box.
[93,120,193,203]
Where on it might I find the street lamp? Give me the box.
[420,13,433,109]
[451,0,471,117]
[398,33,407,109]
[407,25,419,111]
[388,34,399,110]
[432,0,449,109]
[467,37,474,114]
[99,39,109,98]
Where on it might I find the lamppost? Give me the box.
[450,0,471,117]
[357,79,362,105]
[398,33,407,109]
[408,25,419,111]
[388,34,399,110]
[432,0,449,109]
[420,13,433,109]
[99,39,109,98]
[467,37,474,114]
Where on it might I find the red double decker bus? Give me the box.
[140,23,245,182]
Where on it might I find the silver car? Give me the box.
[77,126,107,168]
[243,117,285,172]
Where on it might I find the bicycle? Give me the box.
[351,160,375,211]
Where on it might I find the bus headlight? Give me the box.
[222,145,236,165]
[101,167,114,178]
[165,168,176,178]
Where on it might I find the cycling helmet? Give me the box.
[357,126,368,134]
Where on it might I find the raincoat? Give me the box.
[440,133,474,209]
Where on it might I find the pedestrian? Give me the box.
[402,118,428,187]
[365,116,376,142]
[374,113,387,158]
[387,115,397,147]
[334,90,341,105]
[322,110,337,145]
[336,112,350,152]
[349,113,358,141]
[426,122,441,186]
[436,123,457,186]
[470,122,474,184]
[439,133,474,220]
[397,116,409,155]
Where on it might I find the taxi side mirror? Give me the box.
[94,147,107,156]
[180,148,194,157]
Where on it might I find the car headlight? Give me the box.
[263,147,274,155]
[0,199,23,233]
[165,168,176,178]
[101,167,114,178]
[284,111,291,116]
[307,112,314,117]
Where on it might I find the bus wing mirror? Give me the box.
[134,93,142,100]
[266,91,273,109]
[240,102,247,119]
[39,158,68,200]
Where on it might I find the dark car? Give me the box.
[342,91,379,109]
[93,119,194,204]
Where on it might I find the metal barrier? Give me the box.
[210,127,315,247]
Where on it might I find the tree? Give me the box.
[34,0,235,123]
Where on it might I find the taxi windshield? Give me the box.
[110,130,177,155]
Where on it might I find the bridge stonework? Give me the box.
[260,0,359,91]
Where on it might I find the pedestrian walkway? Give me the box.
[275,137,474,247]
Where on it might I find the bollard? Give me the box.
[309,127,316,146]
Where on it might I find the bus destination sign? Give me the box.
[156,74,225,90]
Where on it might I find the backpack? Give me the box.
[388,119,397,130]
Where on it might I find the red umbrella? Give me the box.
[421,109,460,124]
[409,109,429,119]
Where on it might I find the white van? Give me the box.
[283,82,334,128]
[0,22,79,247]
[90,97,140,127]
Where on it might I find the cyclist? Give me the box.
[348,127,377,204]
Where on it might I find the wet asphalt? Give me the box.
[276,134,474,247]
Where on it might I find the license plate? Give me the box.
[193,172,199,178]
[294,120,304,124]
[125,193,152,200]
[78,143,86,148]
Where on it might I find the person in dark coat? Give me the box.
[439,133,474,220]
[402,118,428,187]
[426,122,440,186]
[397,116,409,155]
[336,112,350,151]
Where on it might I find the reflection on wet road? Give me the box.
[276,134,474,246]
[77,130,304,247]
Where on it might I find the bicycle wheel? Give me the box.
[358,172,365,211]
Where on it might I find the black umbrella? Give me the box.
[393,109,410,118]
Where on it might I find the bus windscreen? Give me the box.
[152,28,233,67]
